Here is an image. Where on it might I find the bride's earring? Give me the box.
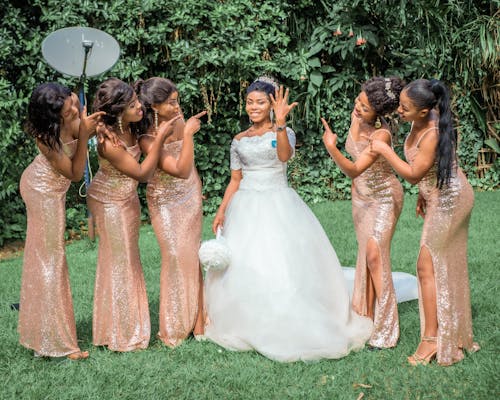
[374,116,382,129]
[270,109,274,123]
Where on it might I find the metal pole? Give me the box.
[80,41,95,240]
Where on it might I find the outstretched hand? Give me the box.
[320,117,338,150]
[270,86,298,123]
[184,111,207,136]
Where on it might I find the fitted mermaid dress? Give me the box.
[346,129,404,348]
[19,140,82,357]
[405,127,479,365]
[87,143,150,351]
[146,138,205,347]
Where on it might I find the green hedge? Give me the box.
[1,0,498,245]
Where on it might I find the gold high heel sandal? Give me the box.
[408,336,437,366]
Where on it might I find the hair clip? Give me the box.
[385,78,396,99]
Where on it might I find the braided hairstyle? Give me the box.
[362,76,405,116]
[25,82,72,151]
[404,79,456,188]
[134,77,177,134]
[92,77,140,136]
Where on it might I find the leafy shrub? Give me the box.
[0,0,497,245]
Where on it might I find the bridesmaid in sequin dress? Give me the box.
[371,79,479,365]
[88,78,179,352]
[135,77,206,347]
[19,82,104,359]
[322,77,405,349]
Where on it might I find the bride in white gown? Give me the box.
[203,78,374,362]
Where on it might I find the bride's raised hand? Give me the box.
[270,86,298,123]
[320,117,338,150]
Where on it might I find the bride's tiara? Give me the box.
[255,75,279,89]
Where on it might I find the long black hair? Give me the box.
[25,82,72,151]
[404,78,456,188]
[134,77,177,134]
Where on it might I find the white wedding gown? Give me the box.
[204,130,375,362]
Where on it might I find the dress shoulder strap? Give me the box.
[415,126,439,148]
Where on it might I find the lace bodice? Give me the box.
[230,129,296,191]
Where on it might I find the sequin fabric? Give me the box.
[405,128,479,365]
[346,130,403,348]
[18,140,81,357]
[87,143,150,351]
[146,138,205,347]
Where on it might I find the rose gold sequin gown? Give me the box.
[18,140,81,357]
[346,130,403,348]
[405,127,479,365]
[146,138,205,347]
[87,143,150,351]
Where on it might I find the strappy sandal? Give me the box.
[408,336,437,366]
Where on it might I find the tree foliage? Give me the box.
[0,0,498,245]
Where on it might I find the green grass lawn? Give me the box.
[0,192,498,400]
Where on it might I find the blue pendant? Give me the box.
[271,139,277,148]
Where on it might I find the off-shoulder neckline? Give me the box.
[234,130,282,142]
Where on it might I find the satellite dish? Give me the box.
[42,26,120,77]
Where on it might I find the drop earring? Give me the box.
[118,117,124,135]
[154,110,159,132]
[374,116,382,129]
[269,109,274,123]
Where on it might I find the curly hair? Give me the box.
[92,77,139,136]
[24,82,72,151]
[404,78,456,189]
[134,77,177,134]
[362,76,405,116]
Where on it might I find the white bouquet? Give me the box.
[199,227,231,272]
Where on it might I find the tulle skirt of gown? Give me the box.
[205,186,373,362]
